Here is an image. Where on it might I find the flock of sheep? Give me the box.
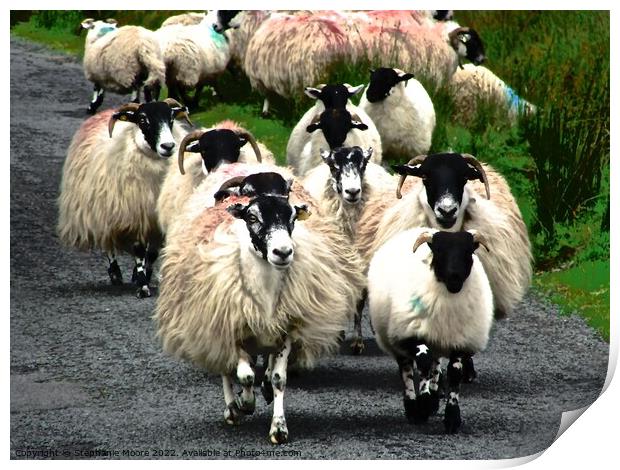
[56,10,534,445]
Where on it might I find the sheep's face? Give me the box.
[227,195,310,269]
[320,146,372,204]
[184,129,245,173]
[425,231,480,294]
[111,101,188,158]
[393,154,484,229]
[306,108,368,150]
[305,84,365,109]
[214,172,293,202]
[365,68,414,103]
[211,10,242,33]
[452,28,486,66]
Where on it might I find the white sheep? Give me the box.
[359,67,436,158]
[368,228,494,432]
[357,153,531,323]
[57,99,191,297]
[157,121,274,235]
[449,63,537,125]
[161,12,205,28]
[286,84,382,177]
[80,18,166,114]
[156,10,233,108]
[302,145,396,354]
[154,164,366,444]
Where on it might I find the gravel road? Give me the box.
[9,37,609,460]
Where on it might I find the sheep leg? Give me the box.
[350,289,367,355]
[130,88,140,103]
[261,354,275,404]
[191,84,204,109]
[261,98,270,118]
[444,352,464,434]
[235,350,256,415]
[106,252,123,285]
[269,337,292,444]
[144,243,159,285]
[462,353,477,383]
[397,356,417,424]
[429,359,443,409]
[87,84,104,115]
[222,375,243,425]
[131,242,151,298]
[143,83,160,102]
[413,343,437,422]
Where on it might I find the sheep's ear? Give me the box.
[237,136,248,148]
[185,141,201,153]
[304,87,322,100]
[214,189,232,202]
[306,122,321,133]
[81,19,95,29]
[286,178,294,193]
[459,33,472,43]
[465,165,483,182]
[398,73,415,82]
[226,203,246,219]
[294,204,311,221]
[392,164,423,178]
[362,147,373,162]
[112,110,137,124]
[346,84,365,96]
[320,148,333,164]
[351,120,368,131]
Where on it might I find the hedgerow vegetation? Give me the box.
[10,10,610,339]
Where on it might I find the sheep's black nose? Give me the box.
[160,142,175,152]
[438,207,457,218]
[345,188,361,196]
[273,248,293,259]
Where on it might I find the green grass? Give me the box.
[534,260,610,341]
[11,18,85,56]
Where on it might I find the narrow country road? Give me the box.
[9,37,609,460]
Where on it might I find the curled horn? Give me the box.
[214,176,247,201]
[108,102,140,138]
[471,230,490,252]
[164,98,193,126]
[412,231,434,253]
[235,130,262,163]
[105,18,118,25]
[461,153,490,200]
[396,154,427,199]
[177,130,205,175]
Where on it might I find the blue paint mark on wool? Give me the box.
[208,25,227,48]
[97,26,116,38]
[409,295,427,315]
[505,86,525,112]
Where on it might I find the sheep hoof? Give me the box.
[86,105,97,115]
[414,392,434,423]
[338,330,346,342]
[261,111,270,119]
[350,338,365,355]
[429,390,440,415]
[403,397,417,424]
[224,402,243,425]
[236,394,256,415]
[462,357,477,384]
[136,286,151,299]
[444,402,461,434]
[107,261,123,286]
[261,379,274,404]
[269,418,288,444]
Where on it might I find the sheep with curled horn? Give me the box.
[156,121,275,235]
[57,99,192,298]
[80,18,166,114]
[357,152,531,374]
[368,227,494,433]
[154,162,365,444]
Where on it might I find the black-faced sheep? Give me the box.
[154,165,365,444]
[368,228,494,432]
[57,99,191,297]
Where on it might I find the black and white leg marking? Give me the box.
[261,98,270,117]
[235,350,256,415]
[144,244,159,284]
[444,352,464,433]
[132,242,151,298]
[269,337,292,444]
[222,374,242,425]
[398,338,434,423]
[350,289,367,355]
[87,84,104,114]
[130,88,140,103]
[261,354,275,404]
[106,252,123,285]
[428,359,442,414]
[397,356,417,424]
[462,352,477,383]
